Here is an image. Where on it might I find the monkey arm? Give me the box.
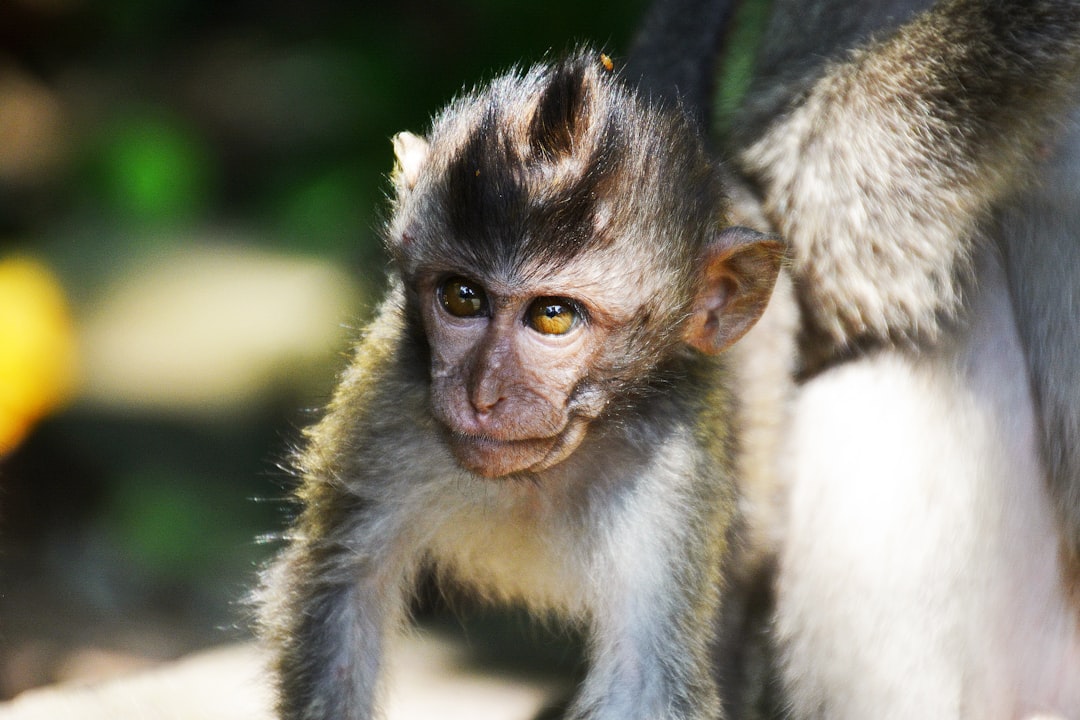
[259,294,435,720]
[261,537,411,720]
[558,383,736,720]
[737,0,1080,361]
[258,457,424,720]
[570,577,723,720]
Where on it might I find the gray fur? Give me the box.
[728,1,1080,715]
[737,0,1080,363]
[998,106,1080,563]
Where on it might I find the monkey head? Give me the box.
[383,50,782,478]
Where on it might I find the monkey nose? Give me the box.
[468,350,509,422]
[468,376,509,422]
[469,394,505,423]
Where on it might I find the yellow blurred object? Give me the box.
[0,257,79,454]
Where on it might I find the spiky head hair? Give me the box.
[385,48,728,300]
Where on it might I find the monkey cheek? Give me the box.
[524,417,591,473]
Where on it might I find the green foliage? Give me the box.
[270,165,375,258]
[103,466,227,579]
[715,0,773,138]
[91,115,215,229]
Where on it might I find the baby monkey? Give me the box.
[258,49,783,720]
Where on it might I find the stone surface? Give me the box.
[0,631,570,720]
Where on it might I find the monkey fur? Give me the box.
[630,0,1080,717]
[257,50,783,720]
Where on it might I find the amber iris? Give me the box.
[527,298,578,335]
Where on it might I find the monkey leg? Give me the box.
[772,247,1080,719]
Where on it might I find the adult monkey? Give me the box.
[630,0,1080,718]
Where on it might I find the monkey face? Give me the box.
[418,270,617,478]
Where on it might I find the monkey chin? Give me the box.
[448,418,591,479]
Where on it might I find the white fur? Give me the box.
[774,246,1080,718]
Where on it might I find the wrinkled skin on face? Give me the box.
[419,268,618,477]
[424,296,600,474]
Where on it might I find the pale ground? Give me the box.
[0,631,572,720]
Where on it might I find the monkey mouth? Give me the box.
[448,432,559,478]
[448,422,588,478]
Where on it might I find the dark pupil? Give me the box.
[541,303,565,318]
[456,284,479,306]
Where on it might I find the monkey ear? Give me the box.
[391,131,430,191]
[684,226,785,355]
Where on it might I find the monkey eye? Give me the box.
[526,297,579,335]
[439,277,489,318]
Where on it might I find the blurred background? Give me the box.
[0,0,649,698]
